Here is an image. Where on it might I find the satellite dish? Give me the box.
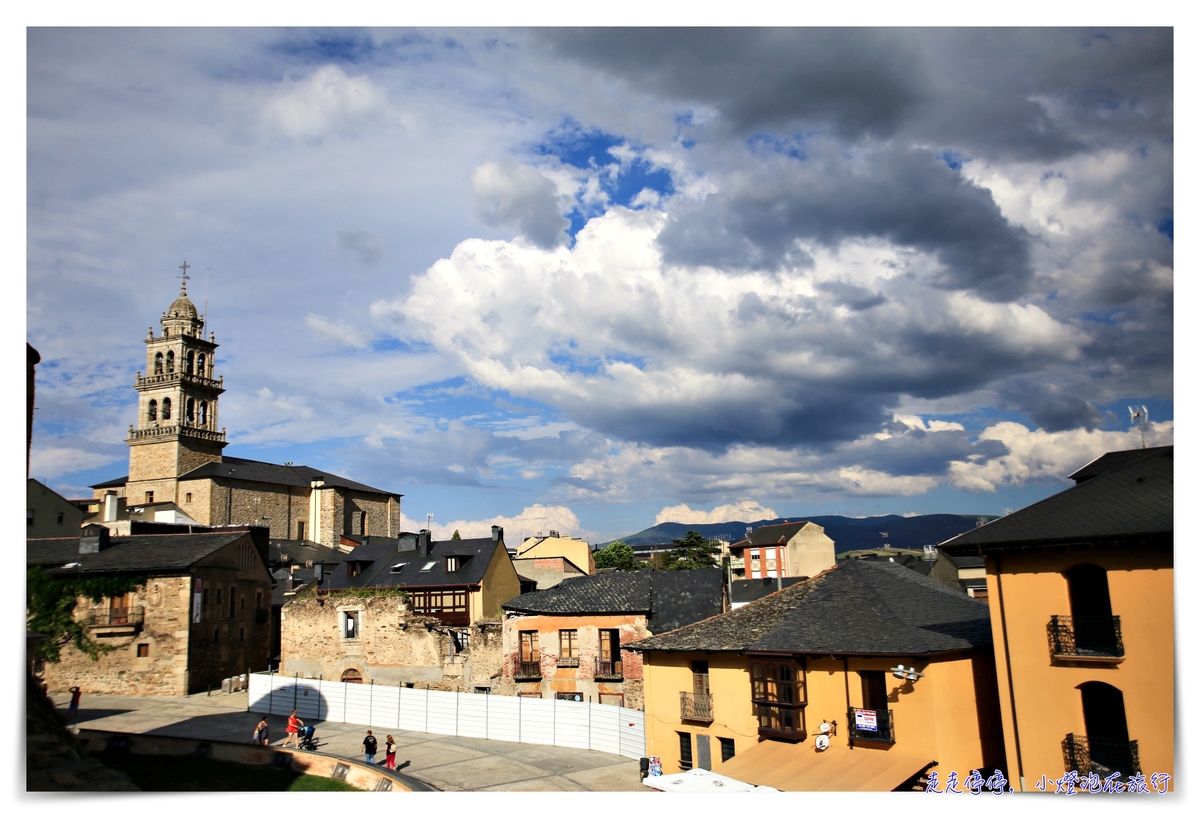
[819,722,832,734]
[814,734,831,751]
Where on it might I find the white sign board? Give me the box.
[854,708,878,731]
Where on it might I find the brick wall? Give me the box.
[280,595,504,691]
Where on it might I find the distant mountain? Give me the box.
[601,514,996,554]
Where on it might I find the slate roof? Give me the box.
[269,538,346,567]
[627,559,991,657]
[940,446,1172,554]
[27,531,251,575]
[1068,445,1172,484]
[324,536,503,591]
[501,569,724,634]
[731,577,807,606]
[178,456,400,497]
[728,521,814,550]
[90,475,128,489]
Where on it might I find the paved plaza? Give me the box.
[51,690,646,792]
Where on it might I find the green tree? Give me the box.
[26,567,146,664]
[594,540,640,571]
[663,531,719,570]
[451,530,462,541]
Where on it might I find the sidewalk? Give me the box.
[51,691,645,792]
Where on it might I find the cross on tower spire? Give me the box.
[178,260,191,295]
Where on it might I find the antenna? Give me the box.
[1128,405,1149,449]
[426,512,433,531]
[204,267,210,330]
[880,531,889,549]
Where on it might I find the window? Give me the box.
[137,643,150,658]
[750,657,807,741]
[213,628,219,643]
[719,737,735,763]
[1066,563,1119,654]
[344,611,361,639]
[240,596,245,611]
[519,630,540,672]
[239,627,245,641]
[166,350,175,374]
[185,492,192,503]
[390,563,407,573]
[145,491,154,504]
[203,588,209,606]
[186,398,195,423]
[148,399,158,422]
[408,590,468,622]
[186,350,195,375]
[154,352,164,374]
[256,590,263,610]
[199,401,208,426]
[559,629,579,665]
[27,509,33,527]
[347,562,361,578]
[692,659,710,695]
[162,397,171,420]
[678,732,693,770]
[198,353,206,376]
[57,512,64,524]
[421,560,436,571]
[229,589,236,619]
[861,670,889,712]
[341,669,363,684]
[216,588,223,605]
[297,521,306,541]
[597,629,622,677]
[446,556,460,572]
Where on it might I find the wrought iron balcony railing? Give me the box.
[86,606,145,628]
[514,660,541,680]
[1062,733,1140,777]
[1048,615,1124,660]
[594,659,623,680]
[848,706,896,744]
[680,691,714,722]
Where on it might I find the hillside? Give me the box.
[603,514,995,554]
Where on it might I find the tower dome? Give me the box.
[168,292,199,319]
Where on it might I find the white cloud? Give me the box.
[260,65,391,141]
[471,161,571,249]
[406,504,594,544]
[655,500,778,525]
[30,446,124,482]
[305,314,369,348]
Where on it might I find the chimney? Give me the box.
[79,524,111,554]
[419,529,431,555]
[491,525,503,543]
[103,492,118,522]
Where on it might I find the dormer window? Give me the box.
[446,556,460,572]
[347,562,361,578]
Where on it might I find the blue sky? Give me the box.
[24,28,1174,544]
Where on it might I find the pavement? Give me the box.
[50,690,646,792]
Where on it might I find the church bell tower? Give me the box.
[125,263,227,505]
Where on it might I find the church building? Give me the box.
[90,270,402,548]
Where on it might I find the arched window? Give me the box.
[1076,682,1136,775]
[186,398,195,423]
[166,350,175,374]
[154,352,163,375]
[185,350,195,375]
[1066,564,1118,655]
[161,398,171,420]
[199,401,208,427]
[341,669,364,684]
[198,353,207,377]
[148,399,158,422]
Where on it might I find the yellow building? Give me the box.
[515,533,596,575]
[941,445,1173,792]
[628,559,1005,791]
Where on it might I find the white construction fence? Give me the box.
[247,672,646,760]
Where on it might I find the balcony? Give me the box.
[127,423,227,444]
[1062,733,1140,777]
[847,706,896,744]
[514,660,541,680]
[1047,615,1124,662]
[556,656,580,668]
[86,606,144,631]
[136,371,224,392]
[594,659,623,680]
[680,691,714,722]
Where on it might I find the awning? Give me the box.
[643,768,778,792]
[715,738,934,792]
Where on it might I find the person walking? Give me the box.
[253,716,270,746]
[384,735,396,769]
[67,686,82,725]
[362,730,378,765]
[281,710,303,747]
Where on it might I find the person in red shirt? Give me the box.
[385,735,396,769]
[281,710,303,747]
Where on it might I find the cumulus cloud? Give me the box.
[305,314,369,348]
[407,504,594,543]
[260,64,390,141]
[471,161,571,249]
[655,500,778,526]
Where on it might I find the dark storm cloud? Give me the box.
[659,147,1033,301]
[839,426,1010,477]
[997,381,1106,433]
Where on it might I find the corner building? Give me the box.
[93,276,401,546]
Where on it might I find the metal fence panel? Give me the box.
[553,699,591,749]
[486,695,521,743]
[247,673,272,712]
[457,694,489,738]
[618,707,646,759]
[588,704,620,756]
[426,689,458,735]
[292,678,324,721]
[343,683,374,725]
[398,686,429,733]
[518,696,555,746]
[371,685,402,731]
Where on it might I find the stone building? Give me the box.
[27,478,84,539]
[496,569,725,709]
[28,524,273,696]
[87,275,402,547]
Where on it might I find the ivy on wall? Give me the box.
[26,567,147,663]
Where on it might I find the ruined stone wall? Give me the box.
[492,613,648,709]
[42,577,192,697]
[279,594,504,692]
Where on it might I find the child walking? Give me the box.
[385,735,396,769]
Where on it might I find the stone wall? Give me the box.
[42,577,192,697]
[279,594,504,692]
[187,558,274,692]
[340,490,399,539]
[206,478,311,541]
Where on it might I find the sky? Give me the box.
[24,27,1174,545]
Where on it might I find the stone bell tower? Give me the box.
[125,263,227,505]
